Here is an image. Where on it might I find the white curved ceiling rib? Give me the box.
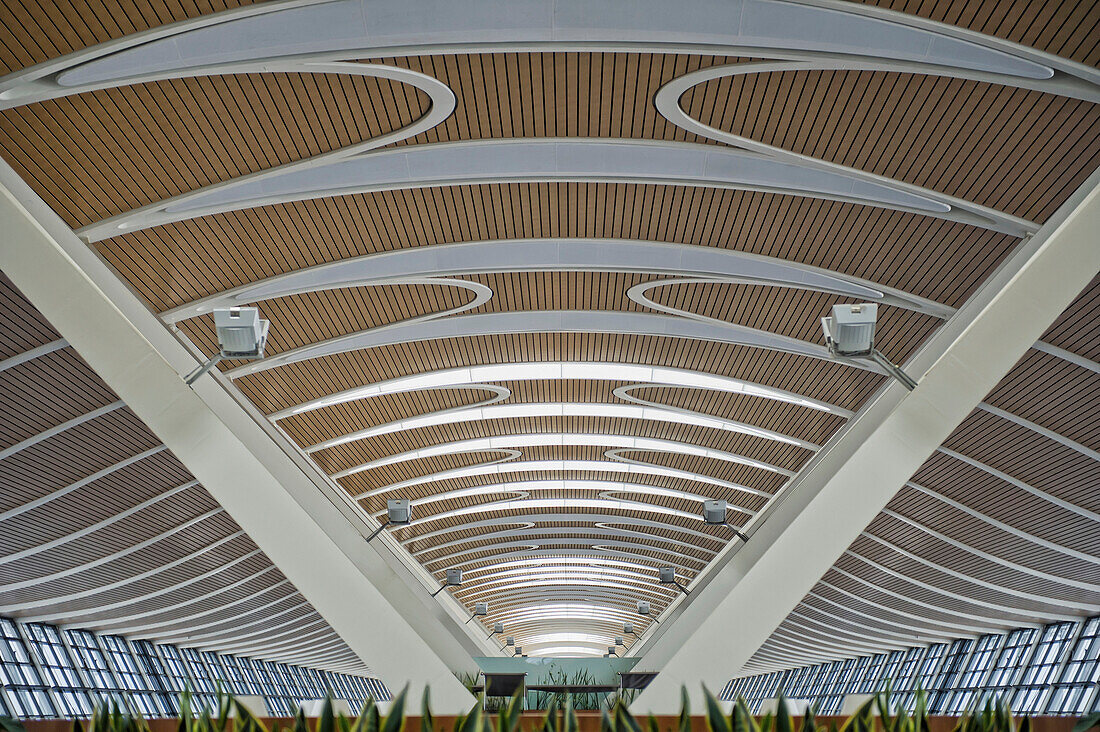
[335,432,793,480]
[228,309,869,378]
[275,361,847,420]
[367,461,771,509]
[378,480,758,519]
[320,401,817,453]
[163,238,951,322]
[9,0,1098,106]
[81,138,1032,239]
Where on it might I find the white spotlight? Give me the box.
[821,303,917,390]
[366,499,411,541]
[186,306,270,384]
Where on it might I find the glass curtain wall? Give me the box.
[721,616,1100,716]
[0,616,389,719]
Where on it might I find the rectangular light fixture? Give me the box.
[821,303,877,357]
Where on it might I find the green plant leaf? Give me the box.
[294,708,310,732]
[703,687,731,732]
[648,716,660,732]
[458,698,484,732]
[678,688,691,732]
[773,690,791,732]
[732,698,758,732]
[564,694,578,732]
[420,690,435,732]
[759,712,774,732]
[799,704,816,732]
[318,697,336,732]
[615,702,643,732]
[600,709,616,732]
[381,687,409,732]
[1073,713,1100,732]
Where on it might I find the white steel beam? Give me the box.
[0,161,480,712]
[630,168,1100,712]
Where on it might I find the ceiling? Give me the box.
[0,0,1096,664]
[0,272,369,675]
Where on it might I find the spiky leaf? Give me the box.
[703,687,731,732]
[420,690,434,732]
[773,690,792,732]
[615,702,642,732]
[381,687,408,732]
[1072,714,1100,732]
[677,688,691,732]
[732,698,758,732]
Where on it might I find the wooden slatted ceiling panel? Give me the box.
[233,333,883,417]
[841,537,1076,617]
[860,0,1100,66]
[1,49,1097,227]
[827,555,1047,626]
[174,274,940,371]
[1042,273,1100,361]
[748,275,1100,669]
[0,517,247,604]
[0,273,366,673]
[914,452,1099,557]
[94,186,1015,314]
[2,0,1096,76]
[276,382,846,450]
[689,70,1100,222]
[0,349,118,449]
[0,71,429,225]
[319,415,809,477]
[944,410,1099,507]
[984,351,1100,451]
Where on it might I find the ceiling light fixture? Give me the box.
[365,499,410,541]
[703,499,750,542]
[821,303,917,390]
[658,567,690,595]
[637,601,660,624]
[185,307,269,385]
[430,568,463,597]
[464,602,489,625]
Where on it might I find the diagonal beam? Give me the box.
[630,168,1100,712]
[0,160,480,712]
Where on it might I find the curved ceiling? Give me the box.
[0,0,1096,667]
[0,273,369,675]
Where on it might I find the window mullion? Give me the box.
[1040,620,1087,714]
[14,622,65,718]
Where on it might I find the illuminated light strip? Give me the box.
[374,479,758,517]
[401,514,726,546]
[309,401,816,452]
[460,556,679,577]
[454,568,674,592]
[471,587,668,614]
[401,496,705,528]
[274,362,846,419]
[528,646,605,657]
[334,433,793,479]
[415,525,717,559]
[454,572,679,599]
[432,544,709,571]
[365,459,768,503]
[453,576,673,598]
[491,604,641,622]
